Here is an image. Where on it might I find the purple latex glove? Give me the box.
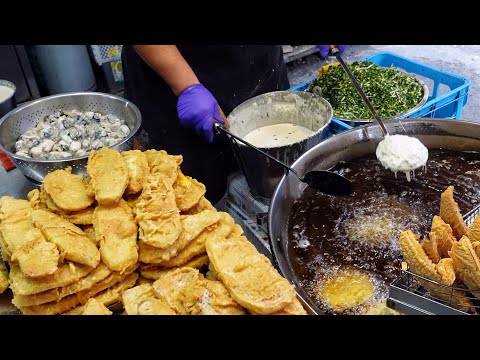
[318,45,346,58]
[177,83,224,143]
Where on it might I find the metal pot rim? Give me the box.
[226,90,333,148]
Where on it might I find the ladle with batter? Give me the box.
[331,47,428,180]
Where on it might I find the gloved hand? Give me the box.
[177,83,224,143]
[318,45,346,58]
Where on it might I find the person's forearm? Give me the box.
[133,45,199,96]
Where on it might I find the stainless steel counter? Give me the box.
[0,166,37,199]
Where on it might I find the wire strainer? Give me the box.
[0,92,141,183]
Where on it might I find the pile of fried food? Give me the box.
[399,186,480,313]
[0,148,306,315]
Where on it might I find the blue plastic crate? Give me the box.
[289,51,470,131]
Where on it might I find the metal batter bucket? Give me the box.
[226,91,333,200]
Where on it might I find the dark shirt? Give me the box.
[121,45,290,203]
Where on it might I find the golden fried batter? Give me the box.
[83,226,98,246]
[173,170,206,211]
[137,298,176,315]
[399,230,473,312]
[140,254,210,280]
[181,279,246,315]
[93,199,138,273]
[0,262,8,294]
[449,236,480,299]
[440,186,470,239]
[317,267,374,314]
[121,283,176,315]
[122,150,150,195]
[422,234,440,264]
[436,258,457,285]
[182,254,210,269]
[158,212,233,268]
[145,266,247,315]
[135,173,181,249]
[121,283,156,315]
[43,167,94,211]
[0,197,59,278]
[140,255,210,281]
[227,224,244,240]
[30,187,95,225]
[11,238,60,279]
[473,241,480,260]
[251,296,308,315]
[0,232,11,262]
[83,176,95,198]
[27,189,43,210]
[20,265,137,315]
[152,267,203,314]
[137,276,154,285]
[182,196,216,215]
[268,298,308,315]
[431,215,456,257]
[135,173,177,215]
[60,206,95,225]
[31,209,100,268]
[82,298,113,315]
[205,235,296,315]
[206,262,218,281]
[139,264,171,280]
[145,149,182,185]
[343,214,397,247]
[63,272,138,315]
[87,148,129,205]
[40,186,62,212]
[399,230,455,286]
[9,262,93,296]
[427,281,471,312]
[0,196,31,219]
[137,212,182,250]
[138,210,220,264]
[124,193,141,211]
[12,263,112,307]
[20,290,82,315]
[470,216,480,243]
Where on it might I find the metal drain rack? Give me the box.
[388,269,479,315]
[388,204,480,315]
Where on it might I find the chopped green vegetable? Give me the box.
[306,61,424,120]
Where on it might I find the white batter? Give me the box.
[243,123,315,148]
[0,85,14,103]
[376,134,428,182]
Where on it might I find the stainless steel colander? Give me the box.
[0,92,141,183]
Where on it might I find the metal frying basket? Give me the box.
[0,92,141,183]
[388,204,480,315]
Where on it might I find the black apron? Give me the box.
[122,45,290,203]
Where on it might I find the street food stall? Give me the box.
[0,47,477,315]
